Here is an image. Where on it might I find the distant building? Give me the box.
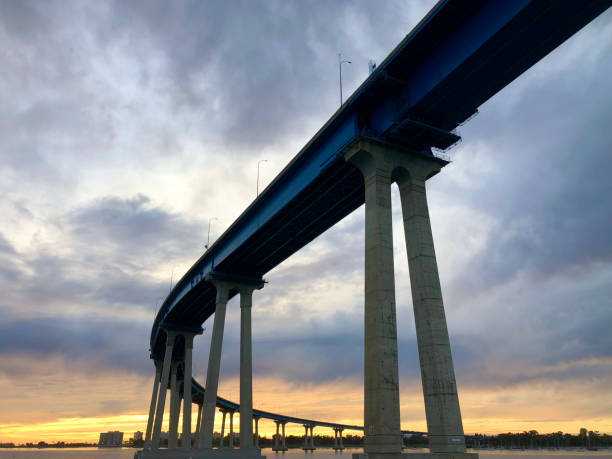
[133,431,143,441]
[98,431,123,447]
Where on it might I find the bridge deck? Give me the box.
[148,0,610,428]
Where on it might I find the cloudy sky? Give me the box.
[1,0,611,444]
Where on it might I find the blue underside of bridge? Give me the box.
[148,0,610,428]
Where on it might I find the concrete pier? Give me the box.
[333,428,345,451]
[199,281,231,449]
[397,174,466,453]
[229,410,235,448]
[220,409,228,448]
[345,142,402,455]
[240,287,256,450]
[151,331,176,450]
[144,361,162,450]
[182,333,197,450]
[302,424,315,451]
[168,363,180,449]
[253,416,260,448]
[273,420,287,451]
[344,138,477,459]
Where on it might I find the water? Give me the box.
[1,448,610,459]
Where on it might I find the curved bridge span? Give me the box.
[140,1,611,458]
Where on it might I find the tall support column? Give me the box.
[195,403,203,445]
[334,428,338,449]
[344,139,474,459]
[182,333,197,450]
[240,287,256,450]
[144,361,162,450]
[274,421,280,451]
[199,282,231,449]
[168,363,181,449]
[397,176,466,453]
[253,416,260,448]
[310,425,315,449]
[303,425,309,449]
[339,428,344,449]
[220,409,227,448]
[346,146,401,455]
[152,331,176,450]
[229,410,235,448]
[281,422,287,450]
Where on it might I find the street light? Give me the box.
[205,217,218,249]
[257,159,268,197]
[339,53,352,106]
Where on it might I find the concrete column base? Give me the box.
[353,453,477,459]
[138,448,265,459]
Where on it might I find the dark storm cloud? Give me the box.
[68,194,204,262]
[0,194,208,376]
[99,0,434,151]
[446,26,612,290]
[1,0,610,402]
[0,309,152,375]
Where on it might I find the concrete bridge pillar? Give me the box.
[151,331,176,450]
[281,421,287,451]
[181,333,197,450]
[344,142,402,456]
[229,410,235,448]
[273,420,281,451]
[144,360,161,450]
[344,138,473,459]
[194,402,203,446]
[310,425,315,450]
[219,408,227,447]
[302,424,314,450]
[240,286,257,450]
[198,281,231,449]
[303,424,310,450]
[253,416,260,448]
[397,170,466,454]
[168,362,181,449]
[333,428,345,451]
[199,272,264,451]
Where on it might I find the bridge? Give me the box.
[138,1,611,458]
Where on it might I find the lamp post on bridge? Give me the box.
[339,53,351,106]
[205,217,218,250]
[257,159,268,197]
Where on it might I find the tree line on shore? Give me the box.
[467,429,612,449]
[1,429,609,450]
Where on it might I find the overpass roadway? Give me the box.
[147,0,611,445]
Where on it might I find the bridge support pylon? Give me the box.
[302,424,315,450]
[253,416,261,449]
[197,272,264,456]
[343,138,477,459]
[142,324,204,457]
[272,420,288,452]
[333,428,345,451]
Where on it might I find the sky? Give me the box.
[0,0,611,444]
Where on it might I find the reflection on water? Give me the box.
[1,447,611,459]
